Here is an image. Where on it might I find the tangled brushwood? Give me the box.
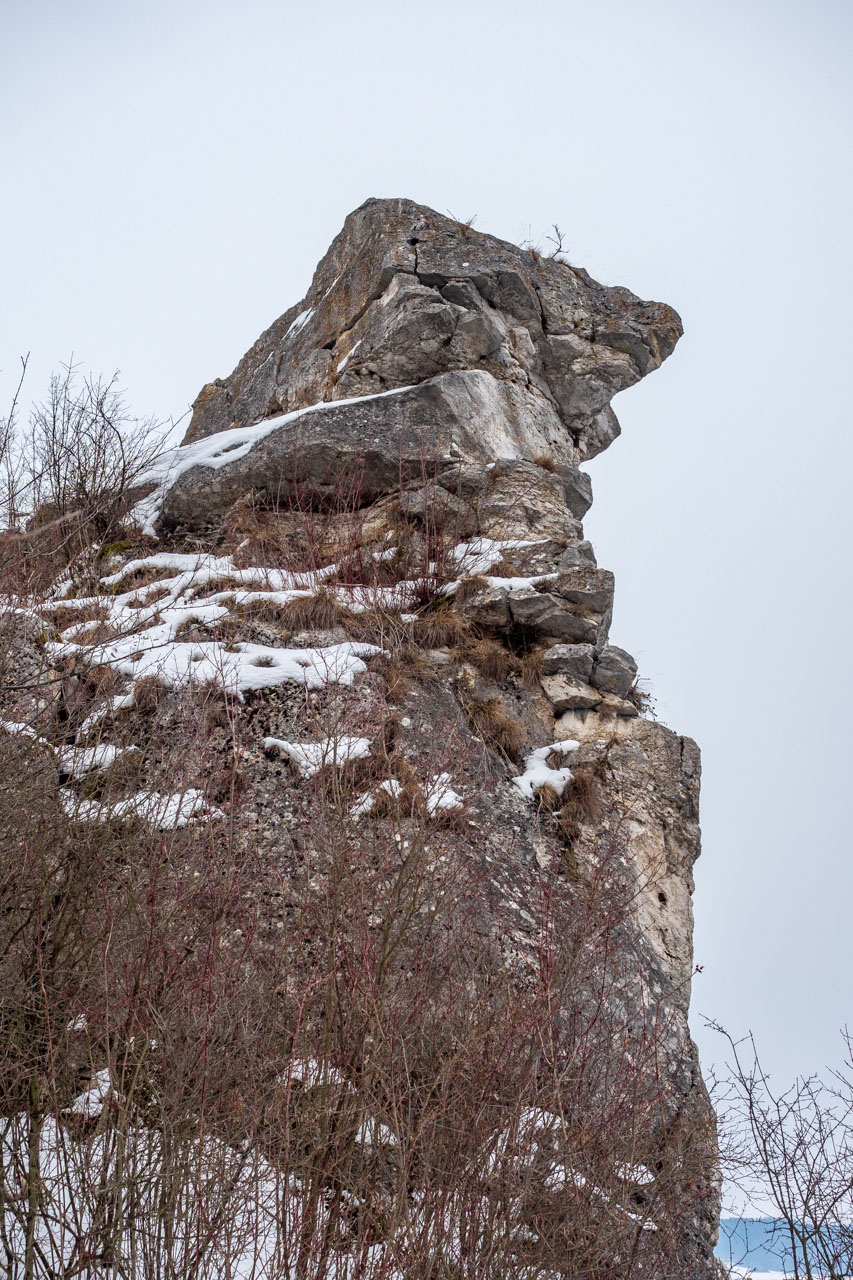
[0,198,720,1278]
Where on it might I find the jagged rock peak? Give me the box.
[184,196,682,464]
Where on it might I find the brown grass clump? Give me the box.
[462,693,527,762]
[379,647,438,701]
[555,762,605,847]
[409,606,471,650]
[451,574,489,605]
[454,636,520,685]
[520,648,544,688]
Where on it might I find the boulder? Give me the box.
[591,644,638,697]
[157,370,576,531]
[540,675,601,713]
[540,643,596,681]
[182,197,682,467]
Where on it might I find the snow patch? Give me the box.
[264,734,372,779]
[60,787,222,829]
[512,739,579,800]
[129,385,416,536]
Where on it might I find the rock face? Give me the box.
[19,200,718,1276]
[184,198,681,457]
[159,197,681,532]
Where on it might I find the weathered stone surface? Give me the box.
[159,370,576,530]
[541,642,596,680]
[183,197,682,467]
[591,643,639,697]
[540,674,601,712]
[508,586,610,645]
[561,467,593,519]
[474,459,582,542]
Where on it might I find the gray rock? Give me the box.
[560,468,593,519]
[540,674,601,713]
[540,643,595,680]
[182,197,682,471]
[158,370,576,531]
[591,645,638,697]
[508,588,607,645]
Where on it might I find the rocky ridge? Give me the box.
[3,198,719,1278]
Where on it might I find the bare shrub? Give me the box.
[713,1024,853,1279]
[1,360,167,537]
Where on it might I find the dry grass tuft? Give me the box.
[462,693,527,761]
[454,637,520,685]
[452,574,489,605]
[520,648,544,688]
[409,606,471,650]
[556,762,605,847]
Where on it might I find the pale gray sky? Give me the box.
[2,0,851,1087]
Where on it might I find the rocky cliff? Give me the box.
[3,198,719,1278]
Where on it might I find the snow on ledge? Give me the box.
[512,739,580,800]
[264,734,372,778]
[60,787,222,829]
[131,384,416,535]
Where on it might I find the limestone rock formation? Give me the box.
[156,197,681,532]
[3,198,719,1278]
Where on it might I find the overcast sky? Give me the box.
[2,0,851,1095]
